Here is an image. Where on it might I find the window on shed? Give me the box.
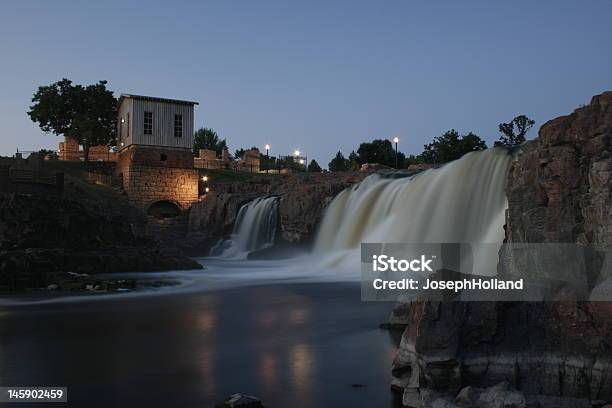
[174,114,183,138]
[144,111,153,135]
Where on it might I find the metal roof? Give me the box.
[118,93,199,106]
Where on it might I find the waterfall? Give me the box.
[313,148,513,274]
[215,196,280,258]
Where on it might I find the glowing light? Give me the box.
[393,137,399,144]
[265,144,270,150]
[205,187,210,193]
[294,150,300,156]
[299,159,304,164]
[202,175,208,182]
[121,118,125,123]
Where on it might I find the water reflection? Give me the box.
[289,308,310,325]
[289,343,314,405]
[197,310,216,332]
[259,351,279,393]
[0,283,398,407]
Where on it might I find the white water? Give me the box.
[0,149,514,305]
[312,148,513,274]
[214,196,280,258]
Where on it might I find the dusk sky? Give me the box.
[1,1,611,164]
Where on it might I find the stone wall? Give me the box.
[58,136,116,161]
[122,165,198,210]
[117,144,194,168]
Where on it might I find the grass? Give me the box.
[198,169,259,183]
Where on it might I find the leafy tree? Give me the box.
[328,151,351,171]
[193,127,227,154]
[28,78,117,161]
[356,139,405,168]
[308,159,322,172]
[494,115,535,147]
[404,154,426,167]
[421,130,487,164]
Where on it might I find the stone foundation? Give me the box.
[121,165,198,210]
[116,145,199,211]
[118,145,193,168]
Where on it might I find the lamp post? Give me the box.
[393,137,399,169]
[265,144,270,174]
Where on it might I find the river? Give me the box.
[0,259,401,408]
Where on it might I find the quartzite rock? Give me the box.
[391,92,612,406]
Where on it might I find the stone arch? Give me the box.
[146,200,182,219]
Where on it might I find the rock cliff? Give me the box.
[0,192,201,291]
[391,92,612,407]
[186,172,365,253]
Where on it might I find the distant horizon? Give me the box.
[2,1,612,164]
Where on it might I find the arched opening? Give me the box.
[147,200,181,219]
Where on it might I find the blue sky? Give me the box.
[1,0,611,164]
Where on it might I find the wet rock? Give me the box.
[215,393,264,408]
[455,382,526,408]
[187,172,366,254]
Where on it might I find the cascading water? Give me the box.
[312,148,513,275]
[212,148,512,282]
[215,196,280,258]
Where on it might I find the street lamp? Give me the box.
[265,144,270,174]
[294,150,300,157]
[393,137,399,169]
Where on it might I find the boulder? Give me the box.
[216,393,264,408]
[455,382,526,408]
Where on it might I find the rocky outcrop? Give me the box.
[186,172,365,253]
[391,92,612,407]
[0,192,201,291]
[506,91,612,245]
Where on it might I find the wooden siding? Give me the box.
[131,99,194,149]
[117,98,133,148]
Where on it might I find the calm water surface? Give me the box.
[0,260,401,407]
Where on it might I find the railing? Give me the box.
[9,168,57,185]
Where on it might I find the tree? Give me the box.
[193,127,227,154]
[494,115,535,147]
[421,130,487,164]
[356,139,405,168]
[280,156,306,172]
[28,79,117,161]
[234,146,258,159]
[404,154,426,167]
[348,150,361,171]
[328,151,351,172]
[308,159,322,172]
[260,153,276,172]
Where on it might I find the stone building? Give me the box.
[236,148,260,173]
[115,94,199,215]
